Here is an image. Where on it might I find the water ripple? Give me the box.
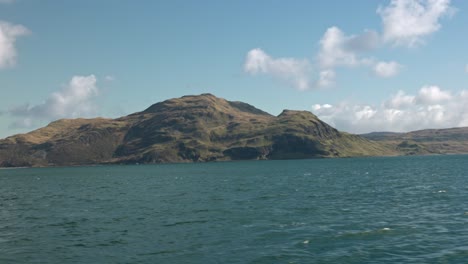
[1,156,468,263]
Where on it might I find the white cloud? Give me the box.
[378,0,455,47]
[8,75,100,128]
[317,70,336,88]
[415,85,452,104]
[373,61,403,77]
[244,48,312,90]
[0,21,30,68]
[384,90,415,108]
[312,103,333,112]
[317,27,402,82]
[318,27,378,69]
[313,85,467,133]
[245,1,454,89]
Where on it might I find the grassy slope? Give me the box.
[0,118,129,166]
[361,127,468,155]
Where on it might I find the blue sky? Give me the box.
[1,0,468,138]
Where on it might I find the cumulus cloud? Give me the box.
[383,90,415,108]
[244,48,312,90]
[0,21,30,68]
[317,70,336,88]
[244,1,454,89]
[415,85,452,104]
[8,75,100,128]
[378,0,455,47]
[313,85,468,133]
[318,27,378,69]
[244,27,400,90]
[373,61,403,77]
[316,27,404,83]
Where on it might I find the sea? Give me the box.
[1,155,468,263]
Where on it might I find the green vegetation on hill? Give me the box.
[361,127,468,155]
[0,94,399,167]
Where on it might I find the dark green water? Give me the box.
[1,155,468,263]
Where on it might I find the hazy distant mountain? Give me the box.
[0,94,400,167]
[361,127,468,155]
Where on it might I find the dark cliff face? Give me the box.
[0,94,396,167]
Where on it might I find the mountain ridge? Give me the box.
[361,127,468,155]
[2,93,466,167]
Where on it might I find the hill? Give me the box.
[0,93,397,167]
[361,127,468,155]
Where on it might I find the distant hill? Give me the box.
[361,127,468,155]
[0,94,397,167]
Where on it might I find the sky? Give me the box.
[1,0,468,138]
